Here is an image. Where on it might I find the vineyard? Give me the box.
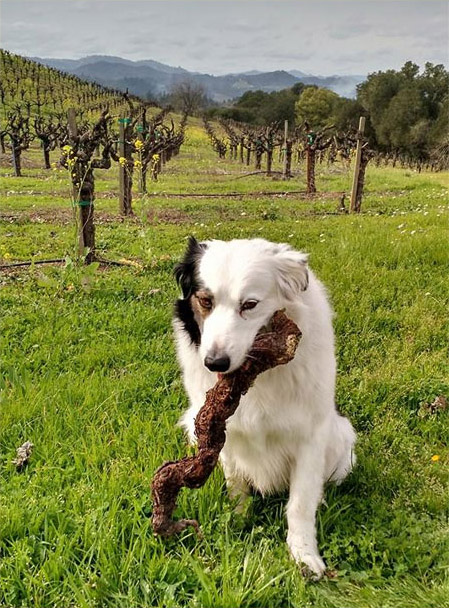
[1,51,449,608]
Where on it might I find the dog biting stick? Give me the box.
[151,310,302,537]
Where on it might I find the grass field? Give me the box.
[1,119,449,608]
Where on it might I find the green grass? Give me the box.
[1,119,449,607]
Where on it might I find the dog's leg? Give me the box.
[227,475,251,514]
[286,441,326,579]
[221,455,251,514]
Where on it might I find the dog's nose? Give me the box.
[204,354,231,372]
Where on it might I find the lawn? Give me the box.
[1,120,448,607]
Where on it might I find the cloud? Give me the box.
[1,0,447,75]
[328,22,374,40]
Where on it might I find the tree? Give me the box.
[169,80,207,116]
[429,94,449,169]
[409,118,432,164]
[400,60,420,81]
[378,85,426,150]
[295,87,339,130]
[236,90,268,107]
[357,70,401,132]
[419,62,449,120]
[357,62,449,165]
[260,89,298,124]
[334,98,366,131]
[291,82,306,96]
[231,86,304,125]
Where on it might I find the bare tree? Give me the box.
[169,80,207,116]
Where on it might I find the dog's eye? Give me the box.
[241,300,259,312]
[198,296,213,310]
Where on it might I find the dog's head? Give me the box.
[174,237,308,373]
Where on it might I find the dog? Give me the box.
[173,237,356,578]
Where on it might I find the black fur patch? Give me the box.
[174,298,201,346]
[173,237,207,346]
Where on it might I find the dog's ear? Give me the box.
[174,236,207,298]
[274,246,309,299]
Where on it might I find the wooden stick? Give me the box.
[151,310,301,537]
[349,116,366,213]
[282,120,289,179]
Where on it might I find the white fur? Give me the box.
[174,238,356,578]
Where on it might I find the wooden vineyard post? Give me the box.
[354,153,371,213]
[306,130,317,194]
[67,108,96,264]
[118,115,133,215]
[282,120,289,179]
[349,116,366,213]
[285,140,292,179]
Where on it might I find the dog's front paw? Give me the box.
[288,543,326,580]
[298,554,326,581]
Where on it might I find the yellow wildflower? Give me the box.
[431,455,440,462]
[152,154,160,161]
[62,145,72,155]
[119,157,127,166]
[134,159,142,168]
[135,140,144,150]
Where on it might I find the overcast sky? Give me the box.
[1,0,448,76]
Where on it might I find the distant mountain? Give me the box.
[31,55,365,100]
[227,70,265,76]
[287,69,309,79]
[30,54,188,75]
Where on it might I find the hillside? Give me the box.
[32,54,365,100]
[0,50,140,117]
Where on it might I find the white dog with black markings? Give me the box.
[173,237,356,578]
